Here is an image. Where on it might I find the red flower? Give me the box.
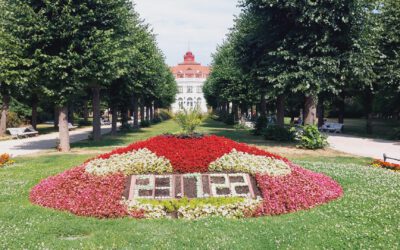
[30,135,343,218]
[89,135,288,173]
[30,166,128,218]
[254,163,343,216]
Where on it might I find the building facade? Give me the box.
[170,51,210,113]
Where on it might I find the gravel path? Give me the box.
[327,134,400,163]
[0,125,112,157]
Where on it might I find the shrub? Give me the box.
[120,123,133,131]
[140,120,151,128]
[253,116,268,135]
[223,113,235,125]
[6,112,24,128]
[152,117,162,124]
[296,125,328,149]
[173,108,205,134]
[262,125,296,142]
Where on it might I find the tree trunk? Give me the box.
[232,103,239,121]
[58,106,70,152]
[364,90,373,134]
[133,97,139,126]
[31,101,38,129]
[146,106,150,122]
[276,94,285,127]
[83,100,89,124]
[260,90,267,117]
[54,107,59,128]
[304,95,317,126]
[121,106,128,127]
[338,92,345,124]
[92,85,101,141]
[317,95,325,128]
[0,94,10,136]
[140,105,145,124]
[111,106,117,135]
[150,103,154,121]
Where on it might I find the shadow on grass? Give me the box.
[72,129,147,149]
[199,119,296,148]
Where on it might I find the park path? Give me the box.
[327,134,400,163]
[0,125,112,157]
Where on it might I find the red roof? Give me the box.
[171,51,210,79]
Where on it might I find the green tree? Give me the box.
[235,0,357,126]
[0,0,32,135]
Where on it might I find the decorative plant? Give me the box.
[297,125,328,149]
[0,153,14,168]
[173,108,205,134]
[262,125,296,142]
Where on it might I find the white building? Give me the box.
[170,51,210,113]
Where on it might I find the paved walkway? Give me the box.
[1,125,399,163]
[327,134,400,163]
[0,125,112,157]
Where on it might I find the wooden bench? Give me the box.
[7,127,39,139]
[319,122,343,133]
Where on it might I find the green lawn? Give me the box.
[1,119,399,249]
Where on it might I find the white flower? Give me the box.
[209,149,291,176]
[85,148,173,176]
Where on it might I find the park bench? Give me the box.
[383,154,400,163]
[319,122,343,133]
[101,118,111,126]
[7,126,39,139]
[68,123,78,130]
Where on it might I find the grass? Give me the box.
[1,118,399,249]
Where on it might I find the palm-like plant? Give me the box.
[173,108,205,134]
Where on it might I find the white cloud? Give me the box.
[133,0,240,66]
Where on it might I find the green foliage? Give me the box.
[262,125,295,142]
[253,116,268,135]
[6,111,24,128]
[392,128,400,140]
[223,113,235,125]
[297,126,328,150]
[157,109,173,121]
[138,197,246,213]
[173,108,205,134]
[140,120,151,128]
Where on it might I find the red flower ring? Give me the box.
[30,135,343,218]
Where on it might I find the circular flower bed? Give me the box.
[30,135,343,219]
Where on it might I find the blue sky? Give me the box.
[134,0,240,66]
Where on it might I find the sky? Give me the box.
[133,0,240,66]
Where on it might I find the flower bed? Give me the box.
[370,160,400,172]
[30,135,343,219]
[0,153,14,168]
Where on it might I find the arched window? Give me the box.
[178,98,184,109]
[187,98,193,108]
[196,98,202,108]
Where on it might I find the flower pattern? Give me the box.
[30,135,343,219]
